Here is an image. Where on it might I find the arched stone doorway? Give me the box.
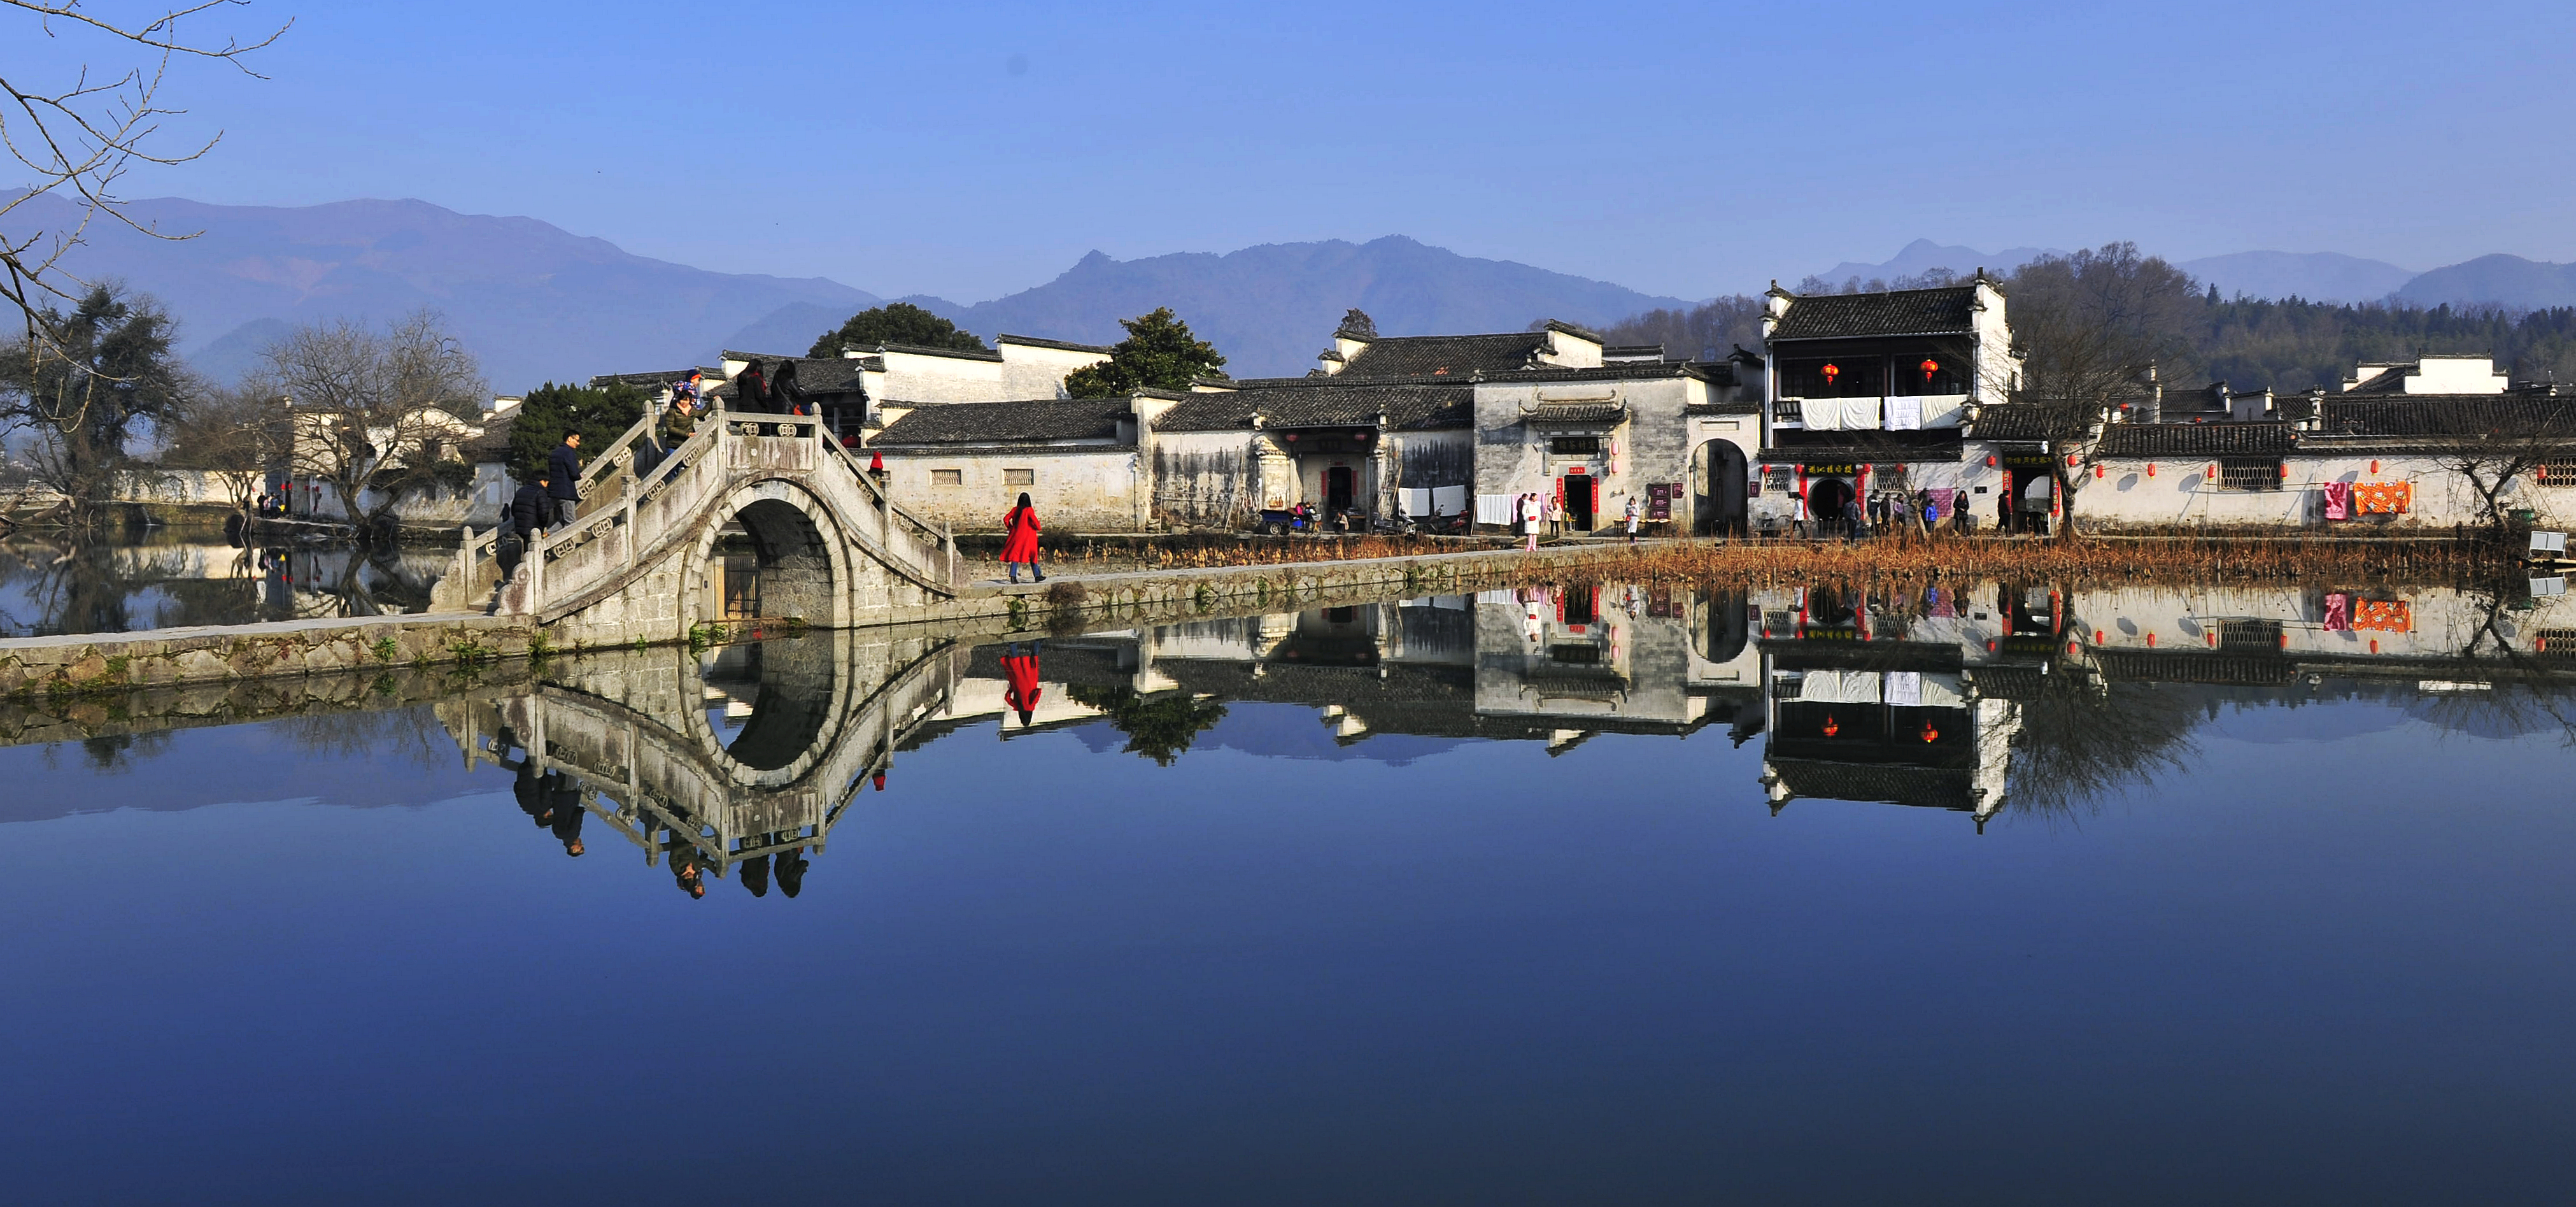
[1695,441,1749,536]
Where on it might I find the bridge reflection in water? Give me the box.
[432,578,2576,893]
[448,629,958,897]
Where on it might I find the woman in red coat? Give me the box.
[1001,643,1042,728]
[1000,492,1045,583]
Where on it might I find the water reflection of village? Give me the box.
[430,576,2576,896]
[0,535,443,636]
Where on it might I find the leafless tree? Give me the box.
[250,311,487,531]
[2416,406,2576,533]
[2006,243,2201,418]
[3,1,287,356]
[1599,295,1768,362]
[158,376,282,514]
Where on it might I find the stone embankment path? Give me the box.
[0,540,1662,697]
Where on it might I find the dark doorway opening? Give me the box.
[1806,477,1853,532]
[1562,475,1596,531]
[1324,466,1355,516]
[1699,441,1748,536]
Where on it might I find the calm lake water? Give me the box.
[0,533,439,636]
[4,582,2574,1204]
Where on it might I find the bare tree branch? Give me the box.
[0,1,288,357]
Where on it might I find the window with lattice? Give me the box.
[2535,460,2576,485]
[931,469,962,486]
[2217,458,2283,491]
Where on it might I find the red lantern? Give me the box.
[2207,463,2218,479]
[1986,455,1998,468]
[2095,464,2105,478]
[2279,464,2289,478]
[2068,641,2080,655]
[2370,459,2380,473]
[1919,358,1940,383]
[2369,639,2378,653]
[1822,363,1840,385]
[1822,715,1840,738]
[2146,632,2156,648]
[2148,463,2156,477]
[2095,629,2105,643]
[2066,454,2078,468]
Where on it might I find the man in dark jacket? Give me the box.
[509,476,550,538]
[546,431,584,531]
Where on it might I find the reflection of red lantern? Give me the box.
[1921,722,1939,743]
[1822,715,1840,738]
[1821,363,1840,385]
[1920,358,1940,383]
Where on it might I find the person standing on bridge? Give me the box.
[1001,492,1045,583]
[546,431,584,532]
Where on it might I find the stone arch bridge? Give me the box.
[437,414,962,647]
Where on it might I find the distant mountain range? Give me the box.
[0,190,881,390]
[1813,241,2576,310]
[1808,239,2058,287]
[2179,251,2418,303]
[725,237,1691,378]
[13,190,2576,395]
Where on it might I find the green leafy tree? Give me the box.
[1065,308,1228,397]
[1063,683,1229,766]
[506,381,649,485]
[810,303,987,357]
[0,285,189,525]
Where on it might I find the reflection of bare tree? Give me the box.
[2004,673,2204,819]
[273,704,457,774]
[2419,585,2576,742]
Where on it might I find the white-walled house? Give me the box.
[2075,392,2576,531]
[1752,276,2015,532]
[865,395,1168,532]
[719,334,1111,425]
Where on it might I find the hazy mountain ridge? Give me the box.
[0,190,879,390]
[2397,255,2576,310]
[17,190,2576,394]
[857,237,1690,378]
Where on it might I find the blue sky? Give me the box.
[94,0,2576,301]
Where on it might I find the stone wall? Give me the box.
[0,614,537,698]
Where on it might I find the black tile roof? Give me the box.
[772,356,871,396]
[1156,382,1474,433]
[1967,404,2096,442]
[868,398,1133,446]
[2317,396,2576,438]
[866,342,1005,362]
[1338,332,1550,377]
[995,334,1114,355]
[1766,757,1975,811]
[588,368,707,390]
[1770,286,1980,341]
[2096,422,2297,457]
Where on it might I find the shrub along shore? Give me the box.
[1002,529,2498,585]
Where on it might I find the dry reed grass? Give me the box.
[1548,531,2490,590]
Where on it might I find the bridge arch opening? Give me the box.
[718,497,838,625]
[699,637,839,772]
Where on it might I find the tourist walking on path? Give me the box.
[546,431,584,532]
[1624,496,1641,543]
[1001,492,1046,583]
[1520,492,1541,552]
